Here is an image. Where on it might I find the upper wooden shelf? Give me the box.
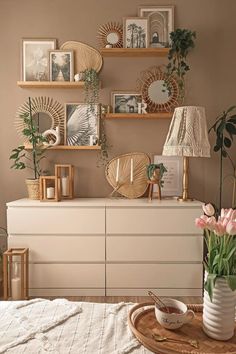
[24,144,101,151]
[17,81,86,89]
[100,48,169,57]
[104,113,172,119]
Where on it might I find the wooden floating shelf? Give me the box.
[100,47,169,57]
[17,81,87,89]
[24,145,101,150]
[104,113,172,119]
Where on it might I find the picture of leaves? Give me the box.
[124,18,148,48]
[65,103,99,146]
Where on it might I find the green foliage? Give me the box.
[146,163,167,187]
[9,97,47,179]
[97,117,110,167]
[84,68,100,115]
[208,106,236,210]
[204,229,236,301]
[165,28,196,97]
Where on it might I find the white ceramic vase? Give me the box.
[203,276,236,340]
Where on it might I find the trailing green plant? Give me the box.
[10,97,47,179]
[208,106,236,211]
[165,28,196,98]
[146,163,167,187]
[97,117,110,167]
[83,68,100,115]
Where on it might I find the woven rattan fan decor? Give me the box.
[105,152,150,199]
[60,41,103,73]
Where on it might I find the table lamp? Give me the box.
[162,106,210,201]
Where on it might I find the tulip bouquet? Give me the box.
[195,203,236,300]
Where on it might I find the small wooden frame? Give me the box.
[55,164,74,199]
[39,176,61,202]
[3,248,29,300]
[148,180,162,201]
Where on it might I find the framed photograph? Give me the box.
[112,91,142,113]
[65,103,100,146]
[123,17,148,48]
[22,38,56,81]
[49,50,74,82]
[153,155,183,197]
[138,5,174,47]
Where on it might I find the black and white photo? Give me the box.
[123,17,148,48]
[22,38,56,81]
[138,6,174,47]
[112,92,142,113]
[65,103,100,146]
[49,50,74,82]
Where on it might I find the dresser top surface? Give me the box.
[7,198,203,208]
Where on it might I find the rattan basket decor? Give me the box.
[25,178,40,200]
[128,302,236,354]
[105,152,150,199]
[60,41,103,73]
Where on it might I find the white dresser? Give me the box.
[7,198,203,296]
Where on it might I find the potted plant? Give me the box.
[195,203,236,340]
[165,28,196,99]
[208,106,236,211]
[10,97,47,199]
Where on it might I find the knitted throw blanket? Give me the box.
[0,299,151,354]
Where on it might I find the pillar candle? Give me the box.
[61,176,69,197]
[46,187,55,199]
[11,277,21,300]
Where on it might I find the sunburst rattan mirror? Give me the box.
[98,22,123,48]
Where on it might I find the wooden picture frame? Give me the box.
[123,17,149,48]
[49,50,74,82]
[64,103,100,146]
[153,155,183,197]
[111,91,142,113]
[138,5,174,47]
[22,38,56,81]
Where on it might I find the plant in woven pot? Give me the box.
[195,203,236,340]
[147,163,167,184]
[10,97,47,200]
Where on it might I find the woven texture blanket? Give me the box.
[0,299,151,354]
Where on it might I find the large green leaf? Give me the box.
[226,122,236,135]
[226,275,236,291]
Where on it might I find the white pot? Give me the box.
[203,276,236,340]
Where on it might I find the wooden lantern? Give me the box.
[39,176,61,202]
[55,164,74,199]
[3,248,29,300]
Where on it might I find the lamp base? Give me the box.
[177,197,194,202]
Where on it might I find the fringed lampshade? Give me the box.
[162,106,210,200]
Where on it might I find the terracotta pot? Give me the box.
[25,178,40,200]
[203,276,236,340]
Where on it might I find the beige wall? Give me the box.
[1,0,236,227]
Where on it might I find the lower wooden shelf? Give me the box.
[24,145,101,151]
[104,113,173,119]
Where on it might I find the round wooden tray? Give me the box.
[128,302,236,354]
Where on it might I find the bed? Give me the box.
[0,298,151,354]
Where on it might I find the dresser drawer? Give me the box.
[8,235,105,262]
[29,264,105,288]
[7,207,105,234]
[106,264,203,288]
[106,235,203,262]
[106,207,201,234]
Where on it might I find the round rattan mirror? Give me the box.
[97,22,123,48]
[137,66,181,112]
[15,97,64,144]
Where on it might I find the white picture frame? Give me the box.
[123,17,149,48]
[138,5,174,47]
[153,155,183,197]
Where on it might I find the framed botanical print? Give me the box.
[153,155,183,197]
[111,91,142,113]
[138,5,174,47]
[49,50,74,82]
[123,17,148,48]
[65,103,100,146]
[22,38,56,81]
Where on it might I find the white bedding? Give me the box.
[0,299,151,354]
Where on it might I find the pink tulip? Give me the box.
[215,221,226,236]
[206,216,217,231]
[195,218,207,229]
[221,208,236,220]
[202,203,215,217]
[226,221,236,235]
[230,209,236,221]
